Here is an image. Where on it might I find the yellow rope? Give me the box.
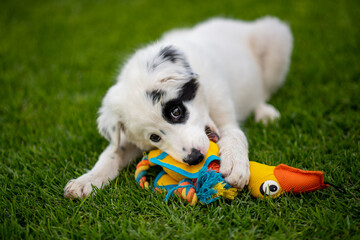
[212,182,238,200]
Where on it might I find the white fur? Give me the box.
[64,16,293,198]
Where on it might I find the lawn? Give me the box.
[1,0,359,239]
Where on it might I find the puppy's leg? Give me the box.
[64,141,141,199]
[254,102,280,125]
[210,99,250,189]
[250,17,292,125]
[217,124,250,189]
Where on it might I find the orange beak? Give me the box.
[274,164,329,194]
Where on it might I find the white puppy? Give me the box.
[64,16,293,198]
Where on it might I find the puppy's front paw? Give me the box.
[219,152,250,189]
[64,174,102,199]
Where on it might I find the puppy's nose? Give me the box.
[184,148,204,165]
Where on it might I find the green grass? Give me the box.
[1,0,359,239]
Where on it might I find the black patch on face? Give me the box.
[162,101,188,124]
[146,89,166,104]
[178,78,199,102]
[162,78,199,124]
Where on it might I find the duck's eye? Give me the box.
[260,180,280,196]
[150,134,161,142]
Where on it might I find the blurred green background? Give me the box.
[1,0,359,239]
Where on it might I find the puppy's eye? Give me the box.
[162,102,187,124]
[150,134,161,142]
[170,106,182,119]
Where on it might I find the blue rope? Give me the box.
[164,179,195,202]
[195,169,227,204]
[163,170,228,204]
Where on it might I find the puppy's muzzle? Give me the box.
[184,148,204,165]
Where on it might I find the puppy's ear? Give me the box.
[151,45,197,78]
[97,106,122,147]
[158,45,188,65]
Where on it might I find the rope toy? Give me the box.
[135,141,329,205]
[135,141,237,205]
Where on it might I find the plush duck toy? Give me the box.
[135,141,329,205]
[248,161,329,199]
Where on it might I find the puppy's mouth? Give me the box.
[205,126,219,143]
[181,127,218,165]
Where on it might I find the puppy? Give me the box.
[64,16,293,198]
